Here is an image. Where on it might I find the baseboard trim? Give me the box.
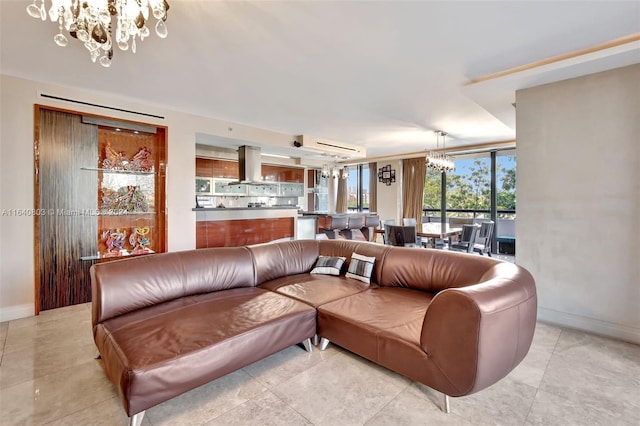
[0,303,35,322]
[538,307,640,345]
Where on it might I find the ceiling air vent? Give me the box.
[294,135,366,158]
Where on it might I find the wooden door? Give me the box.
[36,108,98,311]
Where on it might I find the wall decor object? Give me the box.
[378,164,396,186]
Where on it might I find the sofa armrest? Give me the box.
[420,263,536,396]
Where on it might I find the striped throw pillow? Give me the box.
[310,256,346,276]
[345,252,375,284]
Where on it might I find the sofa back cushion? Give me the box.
[318,240,391,285]
[91,247,255,325]
[379,247,498,292]
[248,240,320,285]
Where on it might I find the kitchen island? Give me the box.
[300,212,380,241]
[194,207,299,248]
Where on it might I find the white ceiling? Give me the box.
[1,1,639,158]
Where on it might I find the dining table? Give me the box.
[418,223,463,248]
[417,223,463,239]
[374,222,463,247]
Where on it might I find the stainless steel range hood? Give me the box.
[228,145,266,185]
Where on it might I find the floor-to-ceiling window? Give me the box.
[423,168,442,220]
[347,164,370,212]
[446,153,492,219]
[422,149,516,251]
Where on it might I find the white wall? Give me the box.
[0,74,297,321]
[375,160,403,224]
[516,64,640,344]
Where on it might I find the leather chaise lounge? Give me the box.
[91,239,537,425]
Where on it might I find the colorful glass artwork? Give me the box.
[101,185,149,212]
[102,141,129,170]
[129,226,151,254]
[131,147,153,172]
[101,142,153,172]
[101,228,127,254]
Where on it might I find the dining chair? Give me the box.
[384,224,418,247]
[447,217,474,245]
[402,218,424,247]
[473,221,494,256]
[348,215,367,241]
[380,219,396,244]
[449,224,478,253]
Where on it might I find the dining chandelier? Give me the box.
[320,164,330,178]
[26,0,170,68]
[426,130,455,173]
[333,166,349,180]
[320,164,349,179]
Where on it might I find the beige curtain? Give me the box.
[368,162,377,213]
[402,158,426,224]
[335,175,348,213]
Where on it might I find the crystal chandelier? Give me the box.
[320,164,330,178]
[426,131,455,173]
[26,0,170,68]
[330,166,349,179]
[331,166,340,179]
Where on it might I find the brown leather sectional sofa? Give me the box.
[91,239,537,425]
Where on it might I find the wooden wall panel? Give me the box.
[195,221,208,249]
[197,218,294,247]
[196,157,304,182]
[38,109,98,311]
[262,165,304,182]
[211,159,239,179]
[196,157,213,177]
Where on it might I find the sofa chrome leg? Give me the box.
[443,394,450,414]
[302,338,313,352]
[312,334,319,346]
[129,411,145,426]
[319,337,330,351]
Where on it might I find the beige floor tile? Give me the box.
[7,303,90,331]
[272,350,411,426]
[205,390,312,426]
[243,343,342,389]
[553,328,640,376]
[37,302,91,322]
[448,377,537,426]
[525,389,638,426]
[0,359,117,426]
[0,320,8,361]
[44,396,152,426]
[0,320,8,343]
[539,352,640,422]
[365,383,475,426]
[508,322,562,388]
[3,315,93,355]
[145,369,267,425]
[0,340,98,389]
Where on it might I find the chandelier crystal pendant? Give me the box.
[426,130,455,173]
[320,164,330,178]
[26,0,170,68]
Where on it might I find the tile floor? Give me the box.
[0,303,638,425]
